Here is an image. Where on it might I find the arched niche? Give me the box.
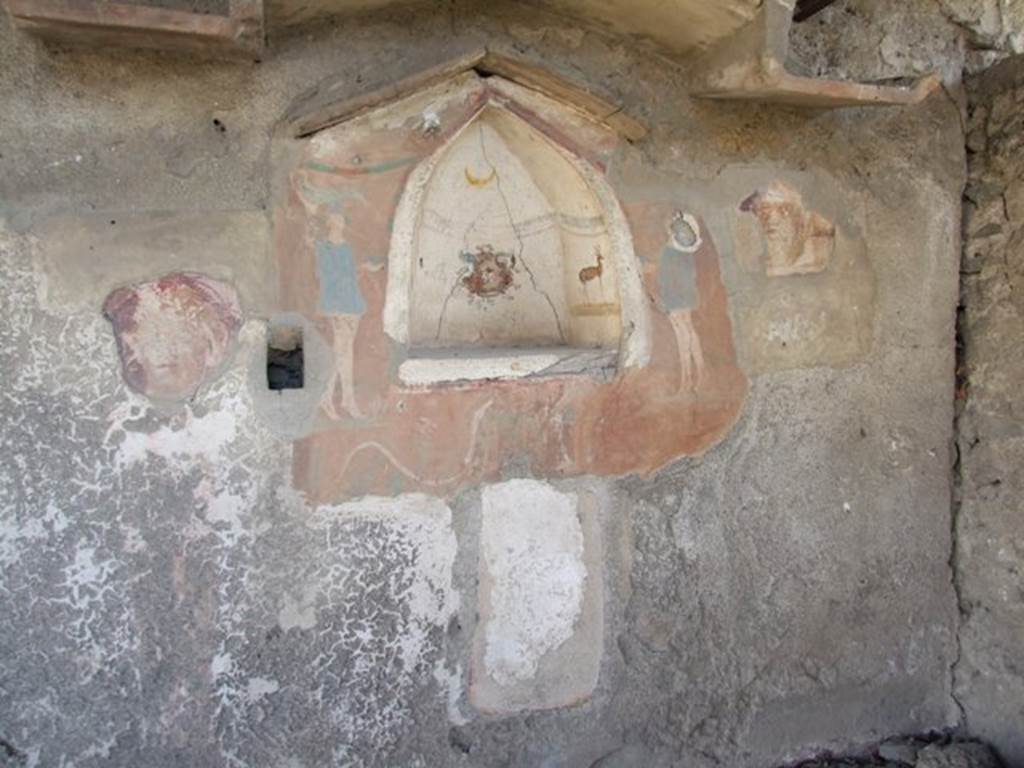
[383,98,650,386]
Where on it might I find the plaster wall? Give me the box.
[0,2,971,767]
[265,0,762,54]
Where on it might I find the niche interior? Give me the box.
[378,74,650,385]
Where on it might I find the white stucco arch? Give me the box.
[381,78,651,384]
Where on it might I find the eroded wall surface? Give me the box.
[0,2,968,767]
[957,53,1024,767]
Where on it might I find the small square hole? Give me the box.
[267,324,304,390]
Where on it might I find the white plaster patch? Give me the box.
[764,310,827,345]
[310,132,340,156]
[479,479,586,686]
[212,651,234,678]
[245,677,280,703]
[433,661,468,726]
[399,349,565,385]
[0,501,69,568]
[420,109,441,134]
[112,397,240,471]
[277,582,319,631]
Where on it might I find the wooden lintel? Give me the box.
[696,69,941,108]
[477,51,647,142]
[5,0,263,58]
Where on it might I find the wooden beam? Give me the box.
[478,51,647,142]
[697,72,941,108]
[5,0,263,58]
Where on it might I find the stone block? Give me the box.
[915,741,1002,768]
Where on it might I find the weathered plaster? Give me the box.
[33,210,274,316]
[268,0,763,55]
[0,218,463,767]
[0,2,976,766]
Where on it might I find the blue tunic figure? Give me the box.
[658,211,705,394]
[295,178,368,420]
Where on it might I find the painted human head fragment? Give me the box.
[103,272,242,401]
[739,181,835,276]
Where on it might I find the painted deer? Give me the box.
[578,247,604,286]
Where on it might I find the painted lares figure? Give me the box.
[295,177,367,420]
[658,211,706,393]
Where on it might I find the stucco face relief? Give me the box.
[739,181,835,277]
[104,272,241,401]
[274,72,748,501]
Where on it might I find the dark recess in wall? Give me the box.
[267,325,304,390]
[794,0,839,22]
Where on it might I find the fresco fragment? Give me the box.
[103,272,241,402]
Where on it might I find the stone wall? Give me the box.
[0,2,979,767]
[789,0,1024,77]
[957,53,1024,767]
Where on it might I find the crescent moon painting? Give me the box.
[464,166,497,187]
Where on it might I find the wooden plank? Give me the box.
[479,51,648,142]
[6,0,262,56]
[697,71,940,107]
